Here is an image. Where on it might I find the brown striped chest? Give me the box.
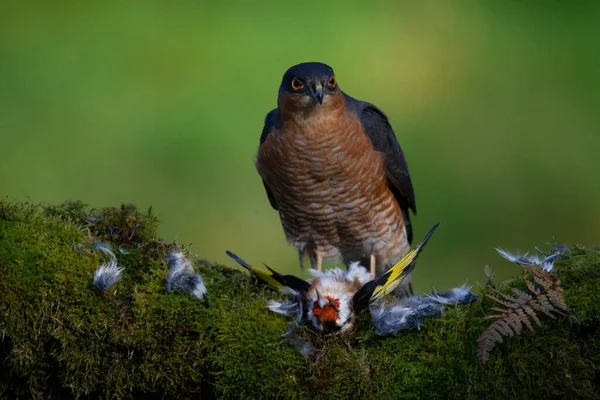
[257,109,387,198]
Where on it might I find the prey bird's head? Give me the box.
[308,289,349,335]
[305,266,368,335]
[278,62,340,112]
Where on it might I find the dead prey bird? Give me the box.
[227,223,474,338]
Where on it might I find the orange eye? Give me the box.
[291,79,303,91]
[328,76,337,87]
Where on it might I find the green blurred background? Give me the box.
[1,1,599,291]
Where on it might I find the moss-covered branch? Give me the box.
[1,201,599,399]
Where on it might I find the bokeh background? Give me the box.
[2,1,599,291]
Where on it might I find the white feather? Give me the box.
[93,261,124,292]
[427,283,475,305]
[370,284,476,336]
[165,252,207,301]
[496,246,568,272]
[267,300,300,317]
[346,262,371,285]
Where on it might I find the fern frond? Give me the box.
[477,266,567,365]
[509,286,533,303]
[522,304,542,327]
[515,308,535,332]
[529,268,554,291]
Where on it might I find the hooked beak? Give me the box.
[312,82,324,104]
[316,290,326,308]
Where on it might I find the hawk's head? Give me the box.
[278,62,340,112]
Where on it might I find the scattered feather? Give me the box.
[268,288,309,354]
[89,242,117,261]
[548,243,570,254]
[496,246,569,272]
[268,299,300,316]
[282,319,311,358]
[427,284,478,305]
[165,251,194,274]
[90,242,123,291]
[495,249,537,266]
[484,265,496,288]
[540,253,568,272]
[165,252,207,301]
[371,284,477,336]
[288,336,312,358]
[85,215,102,224]
[269,290,303,325]
[166,272,207,300]
[484,264,494,279]
[371,304,426,335]
[93,261,124,292]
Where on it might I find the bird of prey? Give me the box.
[257,62,416,293]
[226,223,439,335]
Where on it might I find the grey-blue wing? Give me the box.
[259,109,281,210]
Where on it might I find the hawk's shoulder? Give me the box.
[260,108,281,145]
[258,108,281,210]
[343,93,417,243]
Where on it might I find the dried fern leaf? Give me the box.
[510,287,533,302]
[485,293,516,309]
[506,312,524,334]
[484,313,509,320]
[521,305,542,328]
[494,286,520,303]
[495,319,515,337]
[477,266,567,365]
[529,268,554,291]
[524,275,539,295]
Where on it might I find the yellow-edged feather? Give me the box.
[370,223,440,302]
[248,266,284,290]
[225,250,284,290]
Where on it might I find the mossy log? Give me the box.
[1,201,599,399]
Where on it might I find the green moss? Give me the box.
[1,200,599,399]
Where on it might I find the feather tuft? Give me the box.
[495,248,536,265]
[165,252,207,301]
[90,242,123,291]
[496,246,569,272]
[345,262,372,285]
[89,242,117,261]
[267,299,301,317]
[371,285,477,336]
[93,262,124,292]
[427,284,478,305]
[307,264,370,284]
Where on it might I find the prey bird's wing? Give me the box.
[345,94,416,243]
[352,223,440,314]
[225,250,310,293]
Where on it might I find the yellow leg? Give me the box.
[315,250,323,272]
[370,253,376,279]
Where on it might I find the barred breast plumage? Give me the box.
[257,93,409,274]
